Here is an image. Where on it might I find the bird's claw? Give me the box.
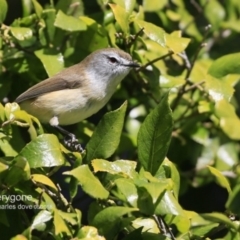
[63,134,83,152]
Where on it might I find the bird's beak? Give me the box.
[124,61,140,68]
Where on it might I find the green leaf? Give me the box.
[34,48,64,77]
[207,166,231,193]
[201,212,238,231]
[113,178,138,207]
[91,206,138,239]
[132,218,159,233]
[0,0,8,23]
[208,53,240,78]
[64,165,109,200]
[205,74,234,102]
[109,3,130,33]
[91,159,137,178]
[157,190,184,216]
[215,99,240,140]
[54,10,87,32]
[137,94,173,175]
[53,209,71,236]
[165,31,191,53]
[18,134,65,168]
[113,0,136,13]
[4,156,31,186]
[143,0,167,12]
[31,0,43,18]
[31,174,58,191]
[31,210,52,231]
[10,27,33,41]
[77,226,103,239]
[226,185,240,216]
[85,101,127,163]
[135,20,166,47]
[137,181,169,215]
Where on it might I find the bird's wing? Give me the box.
[15,66,83,103]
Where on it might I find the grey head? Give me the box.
[82,48,140,85]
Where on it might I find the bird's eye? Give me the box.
[108,57,118,63]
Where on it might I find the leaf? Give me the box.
[135,20,166,47]
[208,53,240,78]
[156,190,184,216]
[77,226,105,240]
[91,206,138,239]
[31,174,58,191]
[85,101,127,163]
[4,156,31,186]
[215,99,240,140]
[31,210,52,231]
[137,181,169,215]
[109,3,130,33]
[10,27,33,41]
[91,159,137,178]
[201,212,238,231]
[132,218,159,233]
[113,0,136,13]
[53,209,71,236]
[31,0,43,18]
[113,178,138,207]
[0,0,8,23]
[54,10,87,32]
[165,32,191,53]
[207,166,231,193]
[137,93,173,175]
[143,0,167,12]
[226,185,240,216]
[64,165,109,200]
[34,48,64,77]
[18,134,65,168]
[205,74,234,102]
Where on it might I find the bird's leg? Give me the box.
[49,116,83,152]
[53,125,84,152]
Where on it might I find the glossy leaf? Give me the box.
[10,27,33,41]
[113,0,136,13]
[208,53,240,78]
[64,165,109,200]
[113,178,138,207]
[34,48,64,77]
[85,102,127,163]
[137,94,173,175]
[31,174,58,191]
[31,210,52,231]
[91,159,137,178]
[18,134,65,168]
[54,10,87,32]
[135,20,166,46]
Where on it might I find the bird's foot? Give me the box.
[63,133,83,153]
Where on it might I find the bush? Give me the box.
[0,0,240,239]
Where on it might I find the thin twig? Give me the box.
[127,27,144,48]
[137,51,174,72]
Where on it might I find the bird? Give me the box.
[15,48,140,151]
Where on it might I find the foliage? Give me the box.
[0,0,240,239]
